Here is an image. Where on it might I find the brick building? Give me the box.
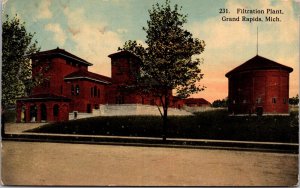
[225,55,293,115]
[16,48,201,122]
[184,98,211,107]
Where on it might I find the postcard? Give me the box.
[1,0,299,186]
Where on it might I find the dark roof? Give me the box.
[64,69,112,84]
[31,48,93,66]
[108,50,137,58]
[184,98,211,105]
[225,55,293,77]
[17,93,71,101]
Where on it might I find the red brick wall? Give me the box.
[32,57,88,96]
[228,69,290,114]
[67,80,109,112]
[111,56,139,85]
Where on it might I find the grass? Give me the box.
[27,109,299,143]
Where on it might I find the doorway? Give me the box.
[41,103,47,122]
[29,105,37,122]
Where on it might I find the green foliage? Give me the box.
[2,15,40,109]
[3,109,16,123]
[212,98,228,108]
[28,111,298,143]
[289,94,299,105]
[119,0,205,101]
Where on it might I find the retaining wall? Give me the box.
[69,104,193,120]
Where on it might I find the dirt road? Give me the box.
[1,141,298,186]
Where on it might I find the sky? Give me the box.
[2,0,300,102]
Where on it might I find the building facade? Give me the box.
[16,48,203,123]
[225,55,293,115]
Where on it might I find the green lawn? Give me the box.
[27,110,299,143]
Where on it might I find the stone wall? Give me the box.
[69,104,193,120]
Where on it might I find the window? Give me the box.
[116,96,124,104]
[75,85,80,95]
[94,86,97,97]
[112,61,117,66]
[60,85,63,94]
[256,98,261,104]
[283,98,287,104]
[272,98,277,104]
[91,87,93,97]
[71,85,75,95]
[117,67,125,75]
[53,104,59,117]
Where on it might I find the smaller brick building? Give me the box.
[225,55,293,115]
[184,98,211,107]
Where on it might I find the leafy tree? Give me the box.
[2,15,40,110]
[119,0,205,141]
[289,94,299,105]
[212,98,228,108]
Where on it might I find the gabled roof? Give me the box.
[64,69,112,84]
[184,98,211,105]
[225,55,293,77]
[31,48,93,66]
[108,50,136,58]
[17,93,71,101]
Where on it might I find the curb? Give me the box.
[2,133,299,154]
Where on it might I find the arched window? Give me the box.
[75,85,80,95]
[53,104,59,117]
[21,106,26,122]
[30,105,37,122]
[94,86,97,97]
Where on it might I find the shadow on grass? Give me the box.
[26,110,299,143]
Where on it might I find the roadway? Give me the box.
[1,141,298,186]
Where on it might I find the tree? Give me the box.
[119,0,205,141]
[2,15,40,110]
[289,94,299,105]
[212,98,228,108]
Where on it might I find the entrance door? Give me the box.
[87,104,92,113]
[41,103,47,122]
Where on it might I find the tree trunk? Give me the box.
[162,94,169,142]
[162,107,168,142]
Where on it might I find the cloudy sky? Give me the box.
[3,0,299,102]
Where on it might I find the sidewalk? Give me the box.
[5,123,48,134]
[3,123,299,153]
